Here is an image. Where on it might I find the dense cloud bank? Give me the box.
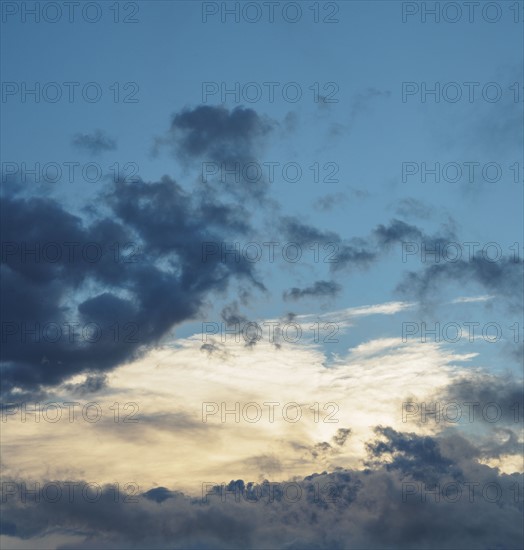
[1,428,522,549]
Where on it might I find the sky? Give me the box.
[0,1,523,549]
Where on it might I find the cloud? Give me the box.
[313,193,348,212]
[2,306,522,548]
[0,175,262,398]
[62,373,109,396]
[220,302,249,326]
[279,214,521,316]
[0,328,482,493]
[0,103,299,398]
[279,216,377,272]
[1,428,522,549]
[283,280,341,301]
[170,105,273,162]
[72,130,117,155]
[217,302,260,347]
[439,373,524,430]
[450,295,494,304]
[397,254,524,312]
[332,428,351,446]
[395,198,433,221]
[154,105,275,200]
[279,216,454,273]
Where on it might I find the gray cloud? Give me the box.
[2,428,522,549]
[279,216,453,274]
[332,428,351,446]
[280,214,521,316]
[155,105,275,201]
[313,193,348,212]
[397,255,524,312]
[62,373,109,396]
[72,130,117,155]
[283,280,341,301]
[0,107,276,399]
[221,302,249,326]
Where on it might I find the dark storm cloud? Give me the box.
[0,174,262,398]
[283,280,341,301]
[2,428,522,549]
[72,130,117,155]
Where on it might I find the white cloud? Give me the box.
[1,329,478,494]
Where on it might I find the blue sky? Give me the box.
[1,2,523,549]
